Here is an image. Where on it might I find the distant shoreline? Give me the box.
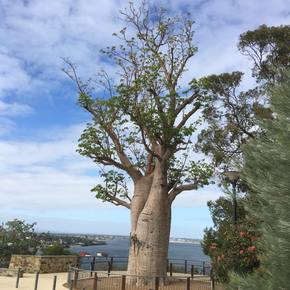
[169,240,202,244]
[68,241,202,246]
[69,243,107,248]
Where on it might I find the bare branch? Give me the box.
[174,92,199,118]
[168,182,198,204]
[106,192,131,209]
[176,104,201,130]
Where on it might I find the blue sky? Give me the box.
[0,0,289,239]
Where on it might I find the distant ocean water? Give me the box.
[69,239,211,262]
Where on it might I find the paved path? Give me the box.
[0,272,68,290]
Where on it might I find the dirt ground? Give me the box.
[63,276,225,290]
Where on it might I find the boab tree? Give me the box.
[62,2,213,285]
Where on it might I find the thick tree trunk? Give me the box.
[127,161,171,286]
[126,176,151,285]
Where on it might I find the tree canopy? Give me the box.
[0,219,46,268]
[41,243,78,256]
[62,2,213,209]
[195,24,290,173]
[201,196,247,256]
[238,24,290,84]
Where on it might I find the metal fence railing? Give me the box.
[68,265,225,290]
[79,257,212,277]
[166,258,212,276]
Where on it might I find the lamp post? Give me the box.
[222,171,240,225]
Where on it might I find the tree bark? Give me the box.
[127,161,171,286]
[127,176,151,284]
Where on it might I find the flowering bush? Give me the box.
[209,222,262,284]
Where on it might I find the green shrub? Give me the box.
[41,243,81,266]
[209,222,262,284]
[41,243,78,256]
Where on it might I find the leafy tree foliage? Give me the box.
[62,2,213,207]
[194,71,269,170]
[0,219,46,268]
[62,2,214,282]
[227,70,290,289]
[238,24,290,84]
[195,25,290,172]
[201,196,247,256]
[200,25,290,286]
[41,243,78,256]
[41,243,80,266]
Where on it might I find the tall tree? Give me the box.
[198,25,290,284]
[195,24,290,172]
[238,24,290,85]
[194,71,267,171]
[62,2,213,285]
[228,70,290,289]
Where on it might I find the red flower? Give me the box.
[218,257,221,261]
[240,250,244,255]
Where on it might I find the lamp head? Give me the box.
[222,171,240,181]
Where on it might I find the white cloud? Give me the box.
[0,53,31,97]
[172,185,226,208]
[0,117,16,136]
[0,123,132,211]
[0,167,115,211]
[0,152,116,212]
[0,100,34,116]
[0,0,287,107]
